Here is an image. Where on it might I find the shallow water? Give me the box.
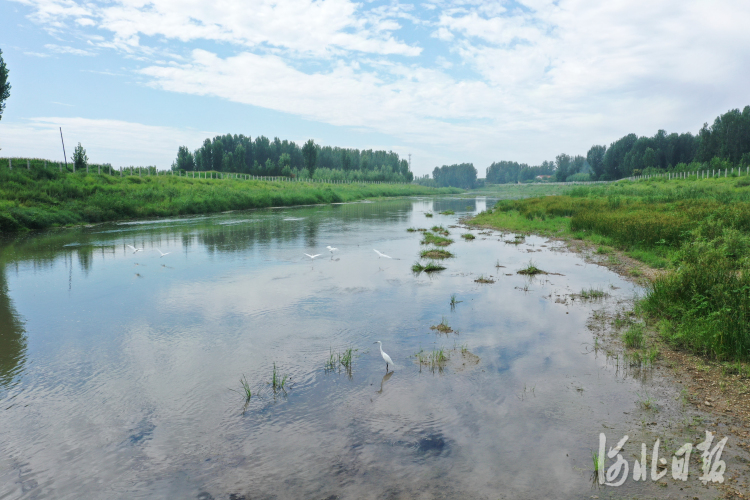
[0,198,730,499]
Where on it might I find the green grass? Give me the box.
[0,161,459,232]
[420,232,454,247]
[415,346,450,368]
[412,261,446,274]
[430,225,450,235]
[517,260,546,275]
[325,347,357,372]
[469,176,750,362]
[623,324,645,349]
[420,248,454,259]
[461,233,476,240]
[271,362,288,393]
[439,210,455,215]
[425,212,433,217]
[450,293,462,307]
[578,286,609,299]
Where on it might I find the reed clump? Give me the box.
[461,233,476,240]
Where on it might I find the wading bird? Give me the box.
[156,249,171,257]
[305,253,322,261]
[127,245,143,254]
[373,341,394,372]
[326,246,338,258]
[374,249,392,259]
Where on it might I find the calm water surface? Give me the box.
[0,198,694,499]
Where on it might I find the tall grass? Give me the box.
[0,163,458,232]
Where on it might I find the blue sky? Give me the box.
[1,0,749,176]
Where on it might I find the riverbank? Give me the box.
[465,177,750,423]
[0,167,460,233]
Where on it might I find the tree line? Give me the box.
[486,105,750,183]
[172,134,414,182]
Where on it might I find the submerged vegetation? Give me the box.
[0,163,458,232]
[471,176,750,362]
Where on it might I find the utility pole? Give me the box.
[60,127,68,171]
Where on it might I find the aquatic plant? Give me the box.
[474,275,495,284]
[420,232,454,247]
[271,362,288,392]
[517,260,546,275]
[578,286,609,299]
[420,248,454,259]
[425,212,434,217]
[623,324,645,349]
[430,225,450,236]
[412,261,446,274]
[439,210,455,215]
[430,317,453,333]
[450,294,462,308]
[461,233,476,240]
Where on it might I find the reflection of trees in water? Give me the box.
[0,267,26,389]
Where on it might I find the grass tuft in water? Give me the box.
[271,362,289,393]
[439,210,455,215]
[461,233,476,240]
[578,286,609,299]
[421,232,454,247]
[420,248,454,259]
[425,212,433,217]
[412,261,446,274]
[623,324,645,349]
[450,294,462,308]
[474,274,495,284]
[517,260,547,275]
[415,346,450,368]
[430,316,453,333]
[430,225,450,236]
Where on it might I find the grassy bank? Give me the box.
[0,164,460,233]
[470,176,750,362]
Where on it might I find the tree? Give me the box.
[586,145,606,180]
[174,145,195,171]
[555,154,572,182]
[72,143,88,171]
[302,139,317,176]
[0,49,10,121]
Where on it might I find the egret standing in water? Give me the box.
[373,341,394,372]
[326,246,338,258]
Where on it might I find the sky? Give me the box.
[0,0,749,176]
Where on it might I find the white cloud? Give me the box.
[0,117,213,168]
[45,43,97,56]
[15,0,421,57]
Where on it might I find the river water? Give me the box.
[0,197,729,499]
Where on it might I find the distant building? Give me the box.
[535,175,553,181]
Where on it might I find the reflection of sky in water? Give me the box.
[0,197,693,499]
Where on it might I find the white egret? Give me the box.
[374,249,392,259]
[304,253,322,261]
[373,341,394,371]
[127,245,143,254]
[156,249,171,257]
[326,245,338,257]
